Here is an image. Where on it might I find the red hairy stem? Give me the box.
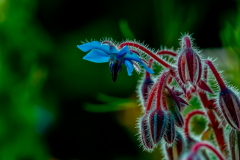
[191,142,225,160]
[205,60,226,90]
[156,72,169,110]
[203,64,208,83]
[118,42,172,68]
[184,110,205,139]
[145,50,177,78]
[145,59,154,79]
[146,79,160,113]
[198,92,227,157]
[156,50,178,57]
[169,68,186,94]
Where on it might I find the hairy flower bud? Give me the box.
[149,109,166,144]
[164,113,175,144]
[178,36,202,85]
[219,88,240,130]
[139,114,154,151]
[229,129,240,160]
[166,131,184,160]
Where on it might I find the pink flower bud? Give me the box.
[178,36,202,85]
[140,114,154,151]
[219,88,240,130]
[166,131,184,159]
[149,109,167,144]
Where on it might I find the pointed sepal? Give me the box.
[197,79,213,94]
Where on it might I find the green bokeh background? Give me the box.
[0,0,240,159]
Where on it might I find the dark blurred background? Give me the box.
[0,0,240,159]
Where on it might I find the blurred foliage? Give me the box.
[0,0,239,159]
[84,93,138,112]
[220,1,240,86]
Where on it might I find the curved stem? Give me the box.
[156,72,169,110]
[146,79,159,113]
[184,110,205,139]
[145,50,177,79]
[205,60,226,90]
[156,50,178,57]
[191,142,225,160]
[198,91,227,157]
[119,42,172,68]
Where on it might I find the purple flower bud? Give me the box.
[140,114,153,151]
[219,88,240,129]
[229,129,240,160]
[166,131,184,160]
[178,36,202,85]
[164,113,175,144]
[149,109,166,144]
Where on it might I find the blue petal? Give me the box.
[109,46,119,53]
[124,54,154,74]
[77,41,118,54]
[141,63,155,74]
[116,45,130,59]
[83,49,109,63]
[124,60,134,76]
[124,53,142,63]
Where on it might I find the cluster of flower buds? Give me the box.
[139,69,189,152]
[79,34,240,159]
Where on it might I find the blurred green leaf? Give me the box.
[84,94,137,112]
[119,19,135,40]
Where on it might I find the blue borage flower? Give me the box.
[77,41,154,82]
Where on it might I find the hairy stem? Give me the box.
[191,142,225,160]
[146,79,159,113]
[184,110,205,139]
[205,60,226,90]
[145,50,177,79]
[156,50,177,57]
[198,92,227,157]
[119,42,172,68]
[156,72,169,110]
